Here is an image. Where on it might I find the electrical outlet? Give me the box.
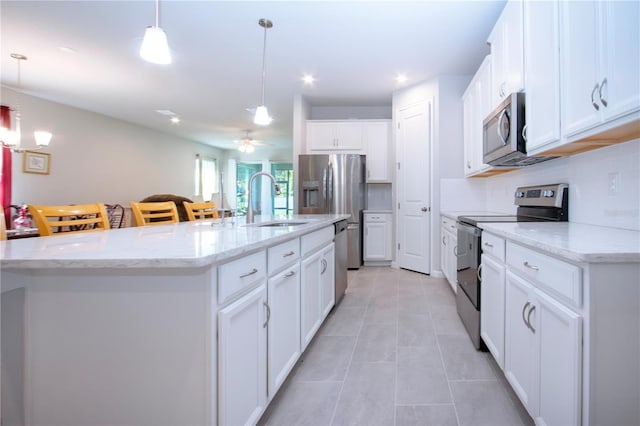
[608,172,620,196]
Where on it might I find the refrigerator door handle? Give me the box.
[327,163,334,213]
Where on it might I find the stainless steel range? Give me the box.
[456,183,569,349]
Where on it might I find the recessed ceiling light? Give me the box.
[59,46,77,54]
[396,74,408,84]
[302,74,315,85]
[170,116,180,124]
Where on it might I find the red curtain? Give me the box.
[0,105,12,228]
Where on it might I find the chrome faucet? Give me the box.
[246,171,281,224]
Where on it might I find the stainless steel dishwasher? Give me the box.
[334,219,348,305]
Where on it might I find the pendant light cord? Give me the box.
[154,0,160,28]
[259,24,268,105]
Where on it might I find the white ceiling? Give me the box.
[0,1,505,153]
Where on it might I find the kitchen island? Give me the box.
[1,214,348,426]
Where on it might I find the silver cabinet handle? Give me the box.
[523,261,539,271]
[321,259,327,274]
[477,264,483,282]
[599,77,608,107]
[284,270,296,278]
[522,302,531,328]
[442,236,446,245]
[591,83,600,110]
[522,124,528,142]
[453,246,458,256]
[263,301,271,328]
[239,268,258,278]
[497,109,508,145]
[484,242,494,248]
[282,251,295,258]
[467,161,471,169]
[527,305,536,333]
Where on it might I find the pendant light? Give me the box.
[140,0,171,65]
[254,19,273,126]
[0,53,53,153]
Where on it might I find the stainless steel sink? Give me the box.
[256,221,308,227]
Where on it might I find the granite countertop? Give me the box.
[0,214,349,270]
[479,222,640,263]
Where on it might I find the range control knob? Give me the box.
[515,191,525,198]
[542,190,555,197]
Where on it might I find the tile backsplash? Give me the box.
[483,139,640,231]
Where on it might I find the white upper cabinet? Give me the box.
[560,0,640,139]
[307,121,364,151]
[364,121,392,182]
[488,0,524,109]
[462,55,492,176]
[524,0,561,153]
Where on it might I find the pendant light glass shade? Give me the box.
[140,0,171,65]
[253,105,272,126]
[34,130,52,146]
[140,26,171,64]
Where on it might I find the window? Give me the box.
[194,155,217,200]
[271,163,294,216]
[236,162,262,216]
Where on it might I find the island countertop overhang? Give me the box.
[0,214,350,270]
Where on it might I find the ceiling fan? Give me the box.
[233,130,270,153]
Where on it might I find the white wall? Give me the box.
[482,138,640,231]
[1,88,224,206]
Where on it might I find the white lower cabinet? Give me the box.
[505,265,582,426]
[320,243,335,319]
[440,216,458,292]
[300,249,323,351]
[364,212,392,263]
[480,253,505,369]
[218,284,268,426]
[267,264,301,397]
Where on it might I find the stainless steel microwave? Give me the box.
[482,92,555,167]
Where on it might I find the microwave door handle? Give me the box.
[497,109,508,145]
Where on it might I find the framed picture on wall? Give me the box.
[23,150,51,175]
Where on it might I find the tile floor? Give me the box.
[258,266,533,426]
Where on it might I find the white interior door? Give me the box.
[396,101,431,274]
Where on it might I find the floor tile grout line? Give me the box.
[327,270,373,426]
[430,283,463,426]
[393,275,399,426]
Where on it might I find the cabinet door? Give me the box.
[300,250,322,351]
[440,226,449,278]
[504,271,536,415]
[534,288,582,426]
[307,122,337,151]
[561,0,601,137]
[334,122,364,150]
[462,88,476,175]
[365,121,391,182]
[267,265,301,398]
[503,0,524,95]
[320,243,335,319]
[480,254,506,369]
[525,0,561,152]
[218,284,267,426]
[364,221,388,260]
[600,0,640,121]
[489,16,507,107]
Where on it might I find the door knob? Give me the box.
[421,207,428,212]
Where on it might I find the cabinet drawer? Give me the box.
[482,232,505,262]
[219,250,267,305]
[268,238,300,275]
[441,217,457,234]
[301,226,333,257]
[365,213,389,223]
[507,242,582,308]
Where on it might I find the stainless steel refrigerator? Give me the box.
[298,154,366,269]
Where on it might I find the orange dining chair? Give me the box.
[183,201,220,221]
[28,203,111,237]
[130,201,179,226]
[0,212,6,241]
